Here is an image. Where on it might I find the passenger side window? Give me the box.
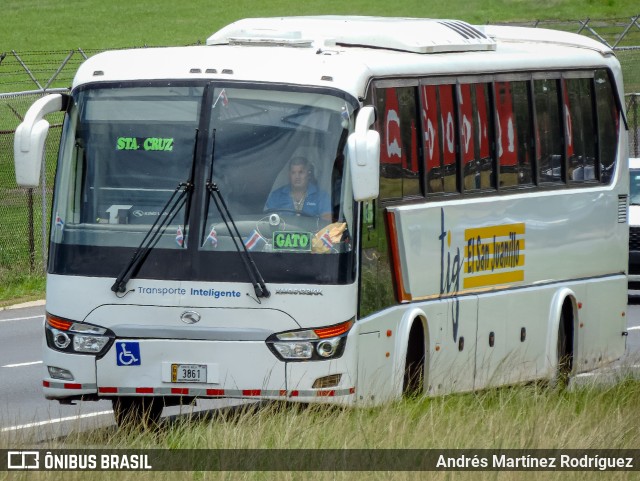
[495,81,533,188]
[368,69,620,202]
[474,83,496,190]
[420,84,459,194]
[564,77,597,182]
[459,83,495,191]
[595,69,619,184]
[375,86,422,200]
[534,79,564,184]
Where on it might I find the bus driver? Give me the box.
[264,156,332,221]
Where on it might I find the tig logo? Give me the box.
[7,451,39,470]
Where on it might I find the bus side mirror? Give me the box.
[348,105,380,201]
[14,94,67,187]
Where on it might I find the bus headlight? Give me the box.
[272,341,314,360]
[266,319,353,362]
[45,313,114,357]
[73,334,111,353]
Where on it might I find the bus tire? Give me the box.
[402,320,425,398]
[112,397,164,429]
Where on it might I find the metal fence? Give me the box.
[628,94,640,157]
[1,17,640,279]
[489,15,640,48]
[0,92,63,278]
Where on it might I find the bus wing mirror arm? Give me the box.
[347,105,380,202]
[14,93,69,187]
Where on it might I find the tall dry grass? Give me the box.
[2,378,639,480]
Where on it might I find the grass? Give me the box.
[3,0,640,51]
[0,102,58,304]
[0,186,49,304]
[0,272,45,307]
[619,49,640,94]
[2,379,640,478]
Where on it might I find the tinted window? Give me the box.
[420,84,459,194]
[459,83,496,191]
[564,78,597,182]
[376,86,421,200]
[496,81,533,188]
[595,70,619,183]
[534,79,564,183]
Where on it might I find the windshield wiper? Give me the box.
[111,129,199,294]
[205,129,270,299]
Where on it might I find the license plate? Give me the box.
[171,364,207,383]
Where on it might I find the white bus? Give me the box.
[14,16,629,425]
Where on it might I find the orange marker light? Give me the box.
[386,330,392,337]
[46,314,73,331]
[314,319,354,339]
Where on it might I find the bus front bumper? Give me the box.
[42,338,356,404]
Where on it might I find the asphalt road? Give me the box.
[1,300,639,443]
[0,303,114,442]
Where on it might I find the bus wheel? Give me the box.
[112,397,164,429]
[402,320,425,398]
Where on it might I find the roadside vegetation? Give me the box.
[0,272,45,308]
[3,378,640,479]
[4,0,640,51]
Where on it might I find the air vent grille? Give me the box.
[619,195,628,223]
[437,20,489,40]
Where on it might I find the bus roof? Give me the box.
[207,16,497,54]
[72,16,620,98]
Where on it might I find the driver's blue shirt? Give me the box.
[264,183,331,217]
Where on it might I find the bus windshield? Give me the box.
[201,86,353,255]
[49,82,358,285]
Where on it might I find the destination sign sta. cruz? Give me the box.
[116,137,174,151]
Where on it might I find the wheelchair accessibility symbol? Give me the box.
[116,342,141,366]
